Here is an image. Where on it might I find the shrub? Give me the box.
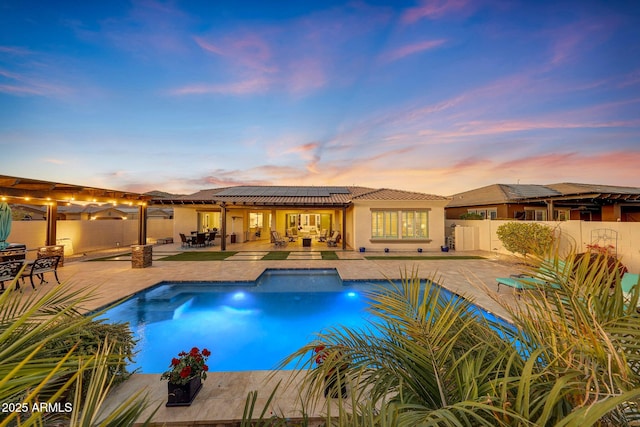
[496,221,554,257]
[0,283,154,426]
[459,212,484,220]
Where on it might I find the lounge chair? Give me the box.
[285,227,298,242]
[621,273,639,294]
[496,261,564,298]
[271,230,287,247]
[21,256,61,289]
[496,274,549,298]
[0,259,26,291]
[327,231,340,247]
[317,230,328,242]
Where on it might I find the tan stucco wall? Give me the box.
[352,199,448,253]
[445,219,640,273]
[173,207,199,242]
[8,219,173,256]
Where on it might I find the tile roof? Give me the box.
[154,185,448,206]
[447,184,555,207]
[447,183,640,207]
[547,183,640,196]
[351,187,449,201]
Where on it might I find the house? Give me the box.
[446,183,640,222]
[151,186,450,251]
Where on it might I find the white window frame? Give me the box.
[371,209,429,240]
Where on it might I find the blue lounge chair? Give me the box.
[621,273,640,312]
[621,273,639,294]
[496,274,549,298]
[496,261,565,298]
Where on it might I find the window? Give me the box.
[249,212,263,228]
[372,210,428,239]
[371,211,398,238]
[198,211,221,231]
[467,208,497,219]
[402,211,428,238]
[525,209,547,221]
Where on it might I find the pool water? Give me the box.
[99,269,497,372]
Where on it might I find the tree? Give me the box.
[496,221,555,258]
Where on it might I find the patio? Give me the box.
[32,245,523,426]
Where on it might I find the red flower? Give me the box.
[161,346,212,385]
[314,345,327,364]
[180,366,192,378]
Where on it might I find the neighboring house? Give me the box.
[10,203,173,221]
[151,186,450,251]
[446,183,640,222]
[57,204,129,220]
[9,204,47,220]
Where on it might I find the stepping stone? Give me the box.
[287,252,322,260]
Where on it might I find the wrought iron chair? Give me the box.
[21,256,61,289]
[0,259,25,291]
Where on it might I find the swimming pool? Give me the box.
[99,269,499,372]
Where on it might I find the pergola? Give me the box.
[0,175,152,246]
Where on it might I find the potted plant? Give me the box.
[161,347,211,406]
[314,345,348,398]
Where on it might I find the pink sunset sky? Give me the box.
[1,0,639,196]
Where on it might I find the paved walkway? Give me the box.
[28,247,525,426]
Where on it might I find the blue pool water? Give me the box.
[98,269,500,372]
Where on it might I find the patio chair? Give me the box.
[286,227,298,242]
[207,230,217,246]
[327,231,340,247]
[271,230,287,247]
[21,256,61,289]
[179,233,192,248]
[195,233,207,247]
[317,229,328,242]
[0,259,26,291]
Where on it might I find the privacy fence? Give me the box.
[7,219,173,256]
[446,219,640,273]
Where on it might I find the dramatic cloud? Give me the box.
[1,1,638,196]
[169,78,271,96]
[402,0,472,24]
[379,39,447,63]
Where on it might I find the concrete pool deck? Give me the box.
[24,247,527,426]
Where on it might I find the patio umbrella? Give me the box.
[0,202,12,250]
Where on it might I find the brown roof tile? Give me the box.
[352,187,449,201]
[159,185,447,206]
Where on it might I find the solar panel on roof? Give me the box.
[216,186,350,197]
